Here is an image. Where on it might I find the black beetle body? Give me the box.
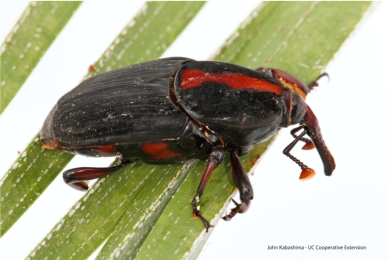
[41,57,335,231]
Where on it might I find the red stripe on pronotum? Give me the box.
[181,69,282,95]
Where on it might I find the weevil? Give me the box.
[41,57,335,231]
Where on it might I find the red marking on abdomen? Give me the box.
[181,69,282,95]
[95,145,117,156]
[142,143,181,159]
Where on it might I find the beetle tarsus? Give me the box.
[222,199,251,221]
[63,159,131,191]
[222,151,253,221]
[308,72,329,90]
[191,197,213,232]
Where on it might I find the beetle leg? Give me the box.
[283,130,316,181]
[191,147,225,232]
[307,72,329,90]
[222,150,253,221]
[303,105,336,176]
[63,159,131,191]
[290,126,315,150]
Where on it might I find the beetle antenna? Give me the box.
[290,126,315,150]
[308,72,329,91]
[283,129,316,181]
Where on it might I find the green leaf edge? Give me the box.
[0,1,82,114]
[0,1,371,259]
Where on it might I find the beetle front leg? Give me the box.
[307,72,329,90]
[283,129,316,180]
[222,150,253,221]
[191,147,225,232]
[63,159,131,191]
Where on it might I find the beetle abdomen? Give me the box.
[45,57,192,147]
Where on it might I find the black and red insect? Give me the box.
[41,57,335,231]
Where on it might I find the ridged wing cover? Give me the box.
[174,61,286,146]
[52,57,192,146]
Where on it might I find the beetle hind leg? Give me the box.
[283,129,315,181]
[222,150,253,221]
[191,147,225,232]
[63,159,131,191]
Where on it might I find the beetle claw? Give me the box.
[191,197,213,232]
[231,198,240,207]
[69,181,89,191]
[222,199,251,221]
[308,72,329,90]
[63,169,89,191]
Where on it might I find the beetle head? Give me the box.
[301,103,335,176]
[288,93,335,176]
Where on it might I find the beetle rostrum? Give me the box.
[41,57,335,232]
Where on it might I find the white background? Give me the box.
[1,1,389,260]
